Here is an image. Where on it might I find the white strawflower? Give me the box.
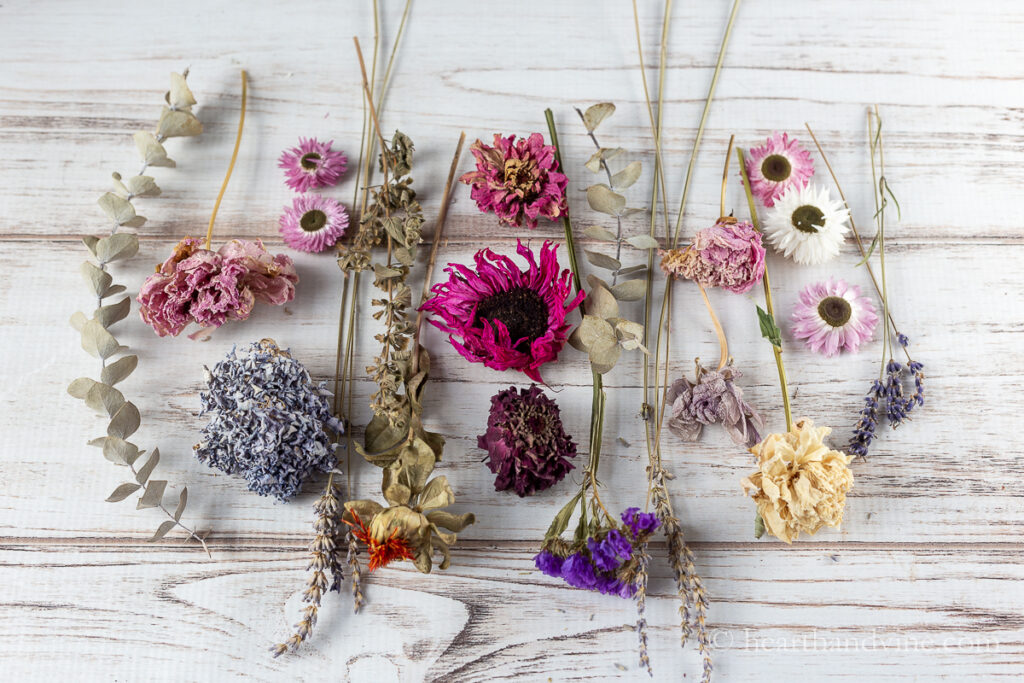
[763,184,850,265]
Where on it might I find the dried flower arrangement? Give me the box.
[67,70,207,550]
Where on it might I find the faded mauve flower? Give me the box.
[660,217,766,295]
[666,361,764,448]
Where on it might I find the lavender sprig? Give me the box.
[635,543,652,677]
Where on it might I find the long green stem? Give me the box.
[737,148,793,431]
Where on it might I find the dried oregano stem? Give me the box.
[68,70,207,552]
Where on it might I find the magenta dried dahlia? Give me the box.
[459,133,568,228]
[478,385,577,496]
[421,240,583,383]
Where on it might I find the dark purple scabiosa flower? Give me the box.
[533,508,661,599]
[194,340,344,501]
[478,385,577,496]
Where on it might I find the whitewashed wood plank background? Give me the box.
[1,0,1021,680]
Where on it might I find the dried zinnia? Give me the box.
[666,360,764,448]
[659,217,765,294]
[194,340,343,501]
[744,132,814,207]
[791,278,878,357]
[478,385,577,496]
[278,137,347,192]
[421,240,583,382]
[741,419,854,544]
[138,237,298,337]
[279,194,349,253]
[459,133,568,228]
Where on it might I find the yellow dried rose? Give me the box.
[741,418,854,543]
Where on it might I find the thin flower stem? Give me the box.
[699,284,729,370]
[544,109,583,294]
[867,109,890,376]
[721,134,734,217]
[737,148,793,431]
[204,70,247,250]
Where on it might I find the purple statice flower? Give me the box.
[622,507,660,536]
[195,340,344,501]
[535,550,564,577]
[587,528,633,572]
[561,553,599,590]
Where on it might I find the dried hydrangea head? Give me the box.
[459,133,568,228]
[478,385,577,496]
[278,137,347,192]
[741,419,854,544]
[194,340,342,501]
[666,360,764,448]
[660,218,766,295]
[279,194,349,253]
[744,132,814,207]
[421,240,583,382]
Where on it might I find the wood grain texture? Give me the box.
[1,0,1022,680]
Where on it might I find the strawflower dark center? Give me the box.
[818,296,852,327]
[761,154,792,182]
[300,152,322,170]
[475,286,549,351]
[791,204,825,233]
[300,209,328,232]
[503,158,538,195]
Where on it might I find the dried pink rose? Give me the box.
[138,237,297,337]
[660,218,766,295]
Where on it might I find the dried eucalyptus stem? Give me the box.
[69,70,207,552]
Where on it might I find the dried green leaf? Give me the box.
[586,184,626,216]
[582,102,615,132]
[106,482,141,502]
[136,448,160,485]
[82,235,100,255]
[418,476,454,512]
[584,284,619,319]
[167,72,197,110]
[583,249,621,272]
[754,512,766,539]
[611,161,642,189]
[578,315,616,349]
[80,320,125,360]
[94,297,131,329]
[583,225,617,242]
[149,520,177,542]
[69,311,88,332]
[545,491,583,540]
[103,437,140,465]
[137,480,167,509]
[133,131,175,168]
[95,233,139,263]
[81,261,112,297]
[101,354,138,386]
[68,377,97,399]
[588,336,621,374]
[393,246,414,266]
[625,234,659,250]
[124,175,161,198]
[157,107,203,138]
[756,305,783,349]
[84,382,125,417]
[610,279,647,301]
[174,487,187,521]
[97,193,145,229]
[107,401,140,440]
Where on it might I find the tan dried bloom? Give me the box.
[741,418,854,544]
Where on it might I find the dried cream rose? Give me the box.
[741,418,854,543]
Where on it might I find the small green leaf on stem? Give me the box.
[756,305,782,349]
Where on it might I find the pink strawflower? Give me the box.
[421,240,583,382]
[745,132,814,207]
[279,194,349,253]
[459,133,568,228]
[138,237,298,337]
[278,137,347,192]
[660,218,766,294]
[791,278,878,357]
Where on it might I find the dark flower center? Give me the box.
[817,295,852,327]
[300,152,322,170]
[791,204,825,233]
[503,158,538,195]
[761,154,792,182]
[300,209,328,232]
[475,287,549,351]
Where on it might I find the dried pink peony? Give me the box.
[138,237,297,337]
[660,217,765,295]
[459,133,568,229]
[666,360,765,448]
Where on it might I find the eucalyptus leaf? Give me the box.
[157,107,203,138]
[611,161,642,189]
[135,448,160,485]
[84,382,125,417]
[625,234,659,250]
[616,264,647,279]
[97,192,145,229]
[174,487,187,521]
[67,377,97,399]
[124,175,161,198]
[577,315,615,349]
[583,225,617,242]
[582,102,615,132]
[111,172,130,198]
[137,480,167,509]
[133,131,175,168]
[81,261,112,297]
[95,233,139,263]
[610,279,647,301]
[69,311,88,332]
[87,437,107,448]
[614,319,646,351]
[167,72,197,110]
[148,520,177,542]
[82,235,100,255]
[94,297,131,329]
[620,207,647,217]
[106,482,141,502]
[107,401,141,440]
[586,273,609,292]
[101,354,138,386]
[567,326,587,352]
[588,336,621,374]
[586,184,626,216]
[103,284,127,298]
[81,320,125,360]
[103,437,139,465]
[583,147,625,173]
[583,249,621,272]
[756,305,783,348]
[584,284,619,319]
